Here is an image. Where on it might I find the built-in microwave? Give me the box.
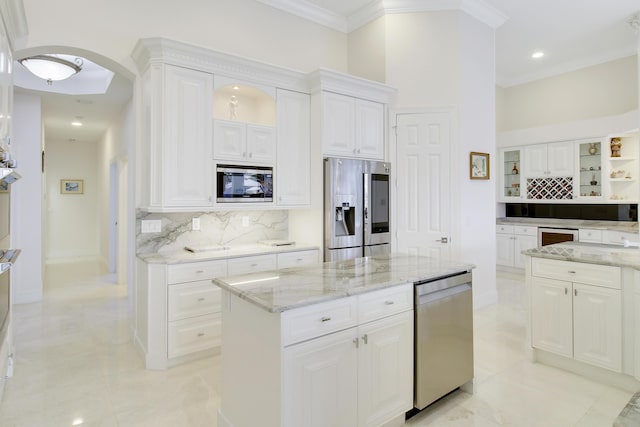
[216,164,273,203]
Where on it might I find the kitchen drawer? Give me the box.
[514,226,537,236]
[357,283,412,324]
[603,230,638,246]
[531,258,621,289]
[281,296,358,346]
[168,280,221,321]
[277,250,319,269]
[167,260,228,284]
[227,254,276,276]
[168,313,221,358]
[579,229,602,243]
[497,224,514,234]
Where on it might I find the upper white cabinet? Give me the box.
[524,141,574,177]
[499,148,523,201]
[322,92,384,160]
[139,62,214,210]
[212,81,277,165]
[276,89,311,206]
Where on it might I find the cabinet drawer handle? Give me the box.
[195,270,204,274]
[353,337,359,348]
[362,334,368,344]
[321,317,331,322]
[296,258,303,262]
[565,288,568,295]
[197,297,205,302]
[250,263,258,267]
[197,332,205,337]
[568,270,576,274]
[384,300,395,305]
[574,289,578,297]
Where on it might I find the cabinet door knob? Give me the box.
[565,288,568,295]
[574,289,578,296]
[362,334,368,344]
[353,337,359,348]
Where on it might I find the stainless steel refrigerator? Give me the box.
[324,157,391,262]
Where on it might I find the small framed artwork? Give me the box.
[60,179,84,194]
[0,180,7,193]
[470,152,490,180]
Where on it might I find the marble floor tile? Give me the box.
[0,262,633,426]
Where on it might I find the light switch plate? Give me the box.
[242,216,250,227]
[192,218,201,231]
[141,220,161,233]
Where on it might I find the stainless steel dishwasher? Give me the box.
[414,271,474,410]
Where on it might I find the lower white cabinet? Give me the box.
[219,283,413,427]
[530,258,622,372]
[136,248,319,369]
[283,311,413,427]
[496,224,537,268]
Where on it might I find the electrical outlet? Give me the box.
[141,220,161,233]
[242,216,250,227]
[192,217,201,231]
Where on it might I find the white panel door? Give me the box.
[531,278,573,358]
[283,327,358,427]
[573,283,622,372]
[357,311,413,427]
[395,112,451,259]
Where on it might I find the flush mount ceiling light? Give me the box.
[531,51,545,59]
[18,55,83,85]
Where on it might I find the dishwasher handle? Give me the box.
[417,283,471,306]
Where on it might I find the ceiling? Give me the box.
[263,0,640,87]
[16,0,640,146]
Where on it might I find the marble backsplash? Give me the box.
[136,210,288,254]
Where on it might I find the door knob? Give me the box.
[435,237,448,243]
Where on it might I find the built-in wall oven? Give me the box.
[538,227,579,247]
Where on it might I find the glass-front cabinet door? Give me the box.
[577,140,602,199]
[500,148,523,201]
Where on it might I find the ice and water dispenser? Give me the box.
[334,196,356,237]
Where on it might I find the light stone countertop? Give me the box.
[138,243,320,264]
[496,217,638,233]
[522,242,640,269]
[213,254,475,313]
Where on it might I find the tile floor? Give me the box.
[0,262,633,426]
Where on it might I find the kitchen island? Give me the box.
[214,254,475,427]
[523,242,640,392]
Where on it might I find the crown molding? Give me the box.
[254,0,347,32]
[307,68,396,103]
[257,0,508,34]
[131,38,309,93]
[0,0,28,50]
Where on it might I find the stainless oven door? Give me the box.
[538,227,578,246]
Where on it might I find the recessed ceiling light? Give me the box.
[71,121,83,127]
[531,51,545,59]
[232,85,240,90]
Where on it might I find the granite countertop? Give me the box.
[213,254,475,313]
[496,217,638,233]
[523,242,640,269]
[138,243,319,264]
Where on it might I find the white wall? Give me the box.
[498,55,638,132]
[22,0,348,75]
[348,16,386,83]
[45,139,100,261]
[11,93,43,303]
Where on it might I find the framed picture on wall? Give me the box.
[470,152,490,180]
[0,181,8,193]
[60,179,84,194]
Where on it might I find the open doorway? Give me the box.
[11,47,134,302]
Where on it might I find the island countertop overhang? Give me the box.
[523,242,640,270]
[213,254,475,313]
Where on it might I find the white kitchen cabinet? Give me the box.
[578,228,603,243]
[530,258,622,372]
[322,92,385,160]
[220,283,413,427]
[276,89,311,206]
[136,248,318,369]
[283,290,412,427]
[213,119,276,165]
[496,224,537,269]
[524,141,574,177]
[603,230,639,246]
[499,148,523,200]
[142,64,214,210]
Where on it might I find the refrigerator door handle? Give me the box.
[364,206,368,221]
